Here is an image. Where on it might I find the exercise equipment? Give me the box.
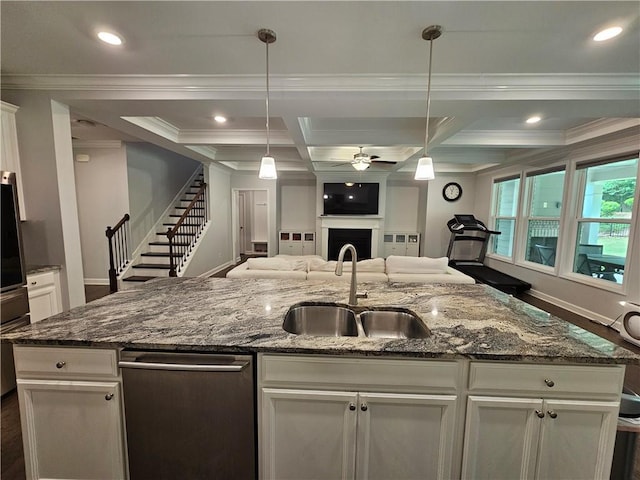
[446,214,531,295]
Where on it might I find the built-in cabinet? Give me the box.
[383,232,420,257]
[26,270,63,323]
[461,362,623,479]
[14,346,127,480]
[279,231,316,256]
[1,101,26,219]
[259,354,462,480]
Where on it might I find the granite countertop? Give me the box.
[26,264,62,276]
[5,277,639,364]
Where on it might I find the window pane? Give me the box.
[492,219,515,257]
[573,222,627,283]
[525,220,559,266]
[529,171,565,218]
[496,178,520,216]
[581,158,638,219]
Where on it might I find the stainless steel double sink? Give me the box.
[282,302,431,339]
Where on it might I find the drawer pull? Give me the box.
[55,361,66,369]
[535,410,545,418]
[349,403,356,411]
[544,379,555,387]
[105,393,114,401]
[361,403,368,412]
[547,410,558,419]
[31,281,37,285]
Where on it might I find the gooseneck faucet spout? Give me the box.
[335,243,367,305]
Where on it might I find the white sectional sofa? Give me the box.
[226,254,475,284]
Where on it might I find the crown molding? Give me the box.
[178,129,293,146]
[443,130,565,147]
[121,116,179,142]
[565,118,640,145]
[72,140,122,149]
[1,101,19,114]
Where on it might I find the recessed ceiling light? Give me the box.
[97,31,123,46]
[593,26,622,42]
[526,116,541,124]
[214,115,227,123]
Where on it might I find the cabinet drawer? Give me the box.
[14,346,118,379]
[27,271,56,290]
[260,354,462,393]
[468,362,624,398]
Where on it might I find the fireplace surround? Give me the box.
[319,216,383,259]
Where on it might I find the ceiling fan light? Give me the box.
[259,155,277,179]
[352,160,370,171]
[414,156,435,180]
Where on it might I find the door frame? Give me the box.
[231,188,270,262]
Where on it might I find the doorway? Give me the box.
[232,189,269,261]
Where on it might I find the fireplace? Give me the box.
[319,215,383,259]
[328,228,372,260]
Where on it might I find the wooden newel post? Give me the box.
[106,226,117,293]
[167,227,177,277]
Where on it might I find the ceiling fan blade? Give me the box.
[330,162,351,167]
[371,160,397,165]
[370,155,380,160]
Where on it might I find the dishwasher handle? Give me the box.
[118,352,251,372]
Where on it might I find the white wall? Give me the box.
[183,164,233,277]
[126,142,200,249]
[73,143,129,284]
[279,181,316,230]
[385,184,420,231]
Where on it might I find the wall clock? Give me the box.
[443,182,462,202]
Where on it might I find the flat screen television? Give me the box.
[323,182,379,215]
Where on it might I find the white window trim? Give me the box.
[487,175,522,263]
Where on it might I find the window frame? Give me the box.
[488,174,522,262]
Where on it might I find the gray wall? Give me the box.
[126,142,200,249]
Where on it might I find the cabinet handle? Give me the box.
[105,393,114,401]
[360,403,368,412]
[55,361,66,369]
[535,410,545,418]
[547,410,558,419]
[544,379,555,387]
[31,281,37,285]
[349,403,356,411]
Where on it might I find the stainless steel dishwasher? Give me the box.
[119,350,256,479]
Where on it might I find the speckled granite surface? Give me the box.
[4,277,639,364]
[26,264,61,275]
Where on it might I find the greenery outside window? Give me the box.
[573,156,638,284]
[490,176,520,258]
[523,169,566,267]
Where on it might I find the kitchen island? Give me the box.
[5,277,639,479]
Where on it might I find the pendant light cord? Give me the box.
[265,39,270,156]
[423,37,434,157]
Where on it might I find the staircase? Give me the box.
[122,173,207,286]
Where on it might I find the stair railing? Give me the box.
[166,182,208,277]
[106,213,131,293]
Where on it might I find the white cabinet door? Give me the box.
[261,388,358,480]
[356,392,457,480]
[17,379,126,480]
[535,399,619,480]
[27,272,62,323]
[462,395,542,480]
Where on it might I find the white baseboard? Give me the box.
[526,288,621,331]
[198,260,235,279]
[84,278,110,286]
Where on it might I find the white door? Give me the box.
[17,379,126,480]
[535,399,619,480]
[261,388,358,480]
[462,395,543,480]
[356,392,458,480]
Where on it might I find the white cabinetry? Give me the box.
[1,101,26,219]
[26,270,63,323]
[259,354,462,480]
[279,231,315,255]
[14,346,127,480]
[383,232,420,257]
[461,362,624,479]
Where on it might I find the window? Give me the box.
[573,156,638,284]
[522,169,566,267]
[490,176,520,258]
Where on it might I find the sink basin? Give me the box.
[282,303,358,337]
[360,309,431,339]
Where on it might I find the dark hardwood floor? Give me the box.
[1,283,638,479]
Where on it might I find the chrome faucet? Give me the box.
[335,243,368,305]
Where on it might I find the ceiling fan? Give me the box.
[331,147,397,171]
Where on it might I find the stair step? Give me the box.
[175,206,205,210]
[132,263,172,269]
[123,275,157,282]
[149,241,191,247]
[157,230,198,236]
[141,252,182,258]
[169,214,205,218]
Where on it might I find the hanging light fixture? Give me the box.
[415,25,442,181]
[258,28,277,179]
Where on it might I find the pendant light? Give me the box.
[415,25,442,181]
[258,28,277,179]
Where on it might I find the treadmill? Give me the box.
[446,214,531,295]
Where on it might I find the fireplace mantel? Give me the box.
[319,215,384,259]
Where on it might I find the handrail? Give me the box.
[166,182,208,277]
[106,213,131,293]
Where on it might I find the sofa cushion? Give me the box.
[306,271,389,282]
[387,267,475,284]
[309,257,386,273]
[385,255,449,274]
[226,262,307,280]
[246,257,307,271]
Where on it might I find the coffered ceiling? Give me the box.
[1,1,639,178]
